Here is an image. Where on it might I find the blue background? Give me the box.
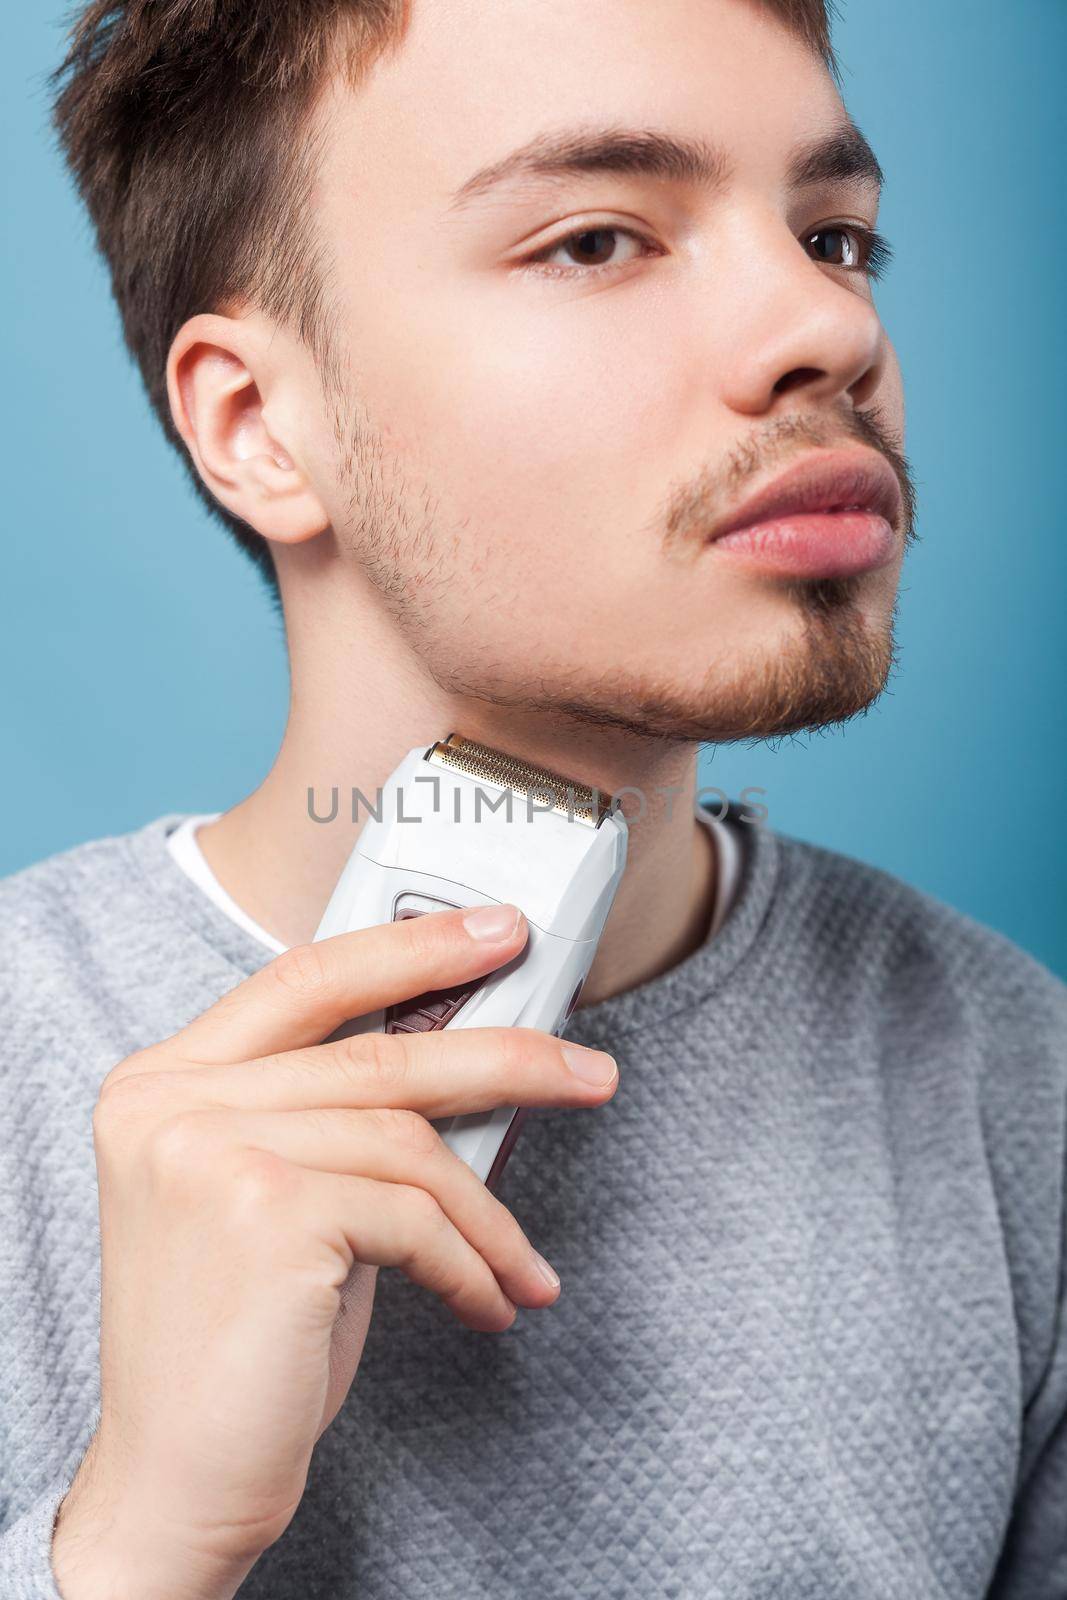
[2,2,1064,977]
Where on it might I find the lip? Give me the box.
[709,447,903,542]
[706,447,904,577]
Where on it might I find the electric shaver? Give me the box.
[312,733,629,1190]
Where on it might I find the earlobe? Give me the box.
[166,312,329,543]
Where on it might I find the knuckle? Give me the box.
[346,1029,407,1094]
[144,1109,220,1181]
[98,1048,162,1097]
[223,1148,300,1220]
[269,942,332,1001]
[370,1106,440,1157]
[396,1181,446,1234]
[393,1188,454,1289]
[93,1065,172,1140]
[428,1263,467,1305]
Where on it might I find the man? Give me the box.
[1,0,1063,1595]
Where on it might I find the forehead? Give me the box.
[320,0,845,213]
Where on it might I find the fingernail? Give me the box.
[530,1250,560,1290]
[463,903,521,942]
[561,1042,618,1086]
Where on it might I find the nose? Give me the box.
[713,214,886,417]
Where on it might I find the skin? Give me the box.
[52,910,620,1598]
[164,0,911,1004]
[50,4,915,1592]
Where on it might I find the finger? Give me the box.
[300,1168,521,1333]
[169,902,528,1066]
[169,1105,561,1309]
[185,1025,620,1119]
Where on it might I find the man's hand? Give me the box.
[51,902,618,1600]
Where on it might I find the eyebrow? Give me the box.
[447,121,883,212]
[787,123,884,191]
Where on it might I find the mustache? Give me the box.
[662,405,918,554]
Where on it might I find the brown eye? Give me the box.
[806,226,862,267]
[561,228,621,267]
[803,224,892,281]
[522,225,653,279]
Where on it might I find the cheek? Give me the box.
[344,282,698,592]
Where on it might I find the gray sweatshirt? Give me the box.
[1,808,1064,1598]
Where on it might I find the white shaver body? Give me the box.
[312,737,628,1188]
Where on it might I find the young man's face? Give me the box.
[290,0,911,741]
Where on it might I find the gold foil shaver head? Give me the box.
[425,732,612,827]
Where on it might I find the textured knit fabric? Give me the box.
[1,807,1065,1599]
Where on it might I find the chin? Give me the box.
[528,582,896,744]
[675,572,901,743]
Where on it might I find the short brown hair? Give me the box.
[51,0,837,596]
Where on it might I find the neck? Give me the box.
[196,574,718,1007]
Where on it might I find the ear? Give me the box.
[166,312,330,543]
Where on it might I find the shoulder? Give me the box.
[1,815,182,948]
[0,815,190,1057]
[764,824,1067,1180]
[768,827,1067,1057]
